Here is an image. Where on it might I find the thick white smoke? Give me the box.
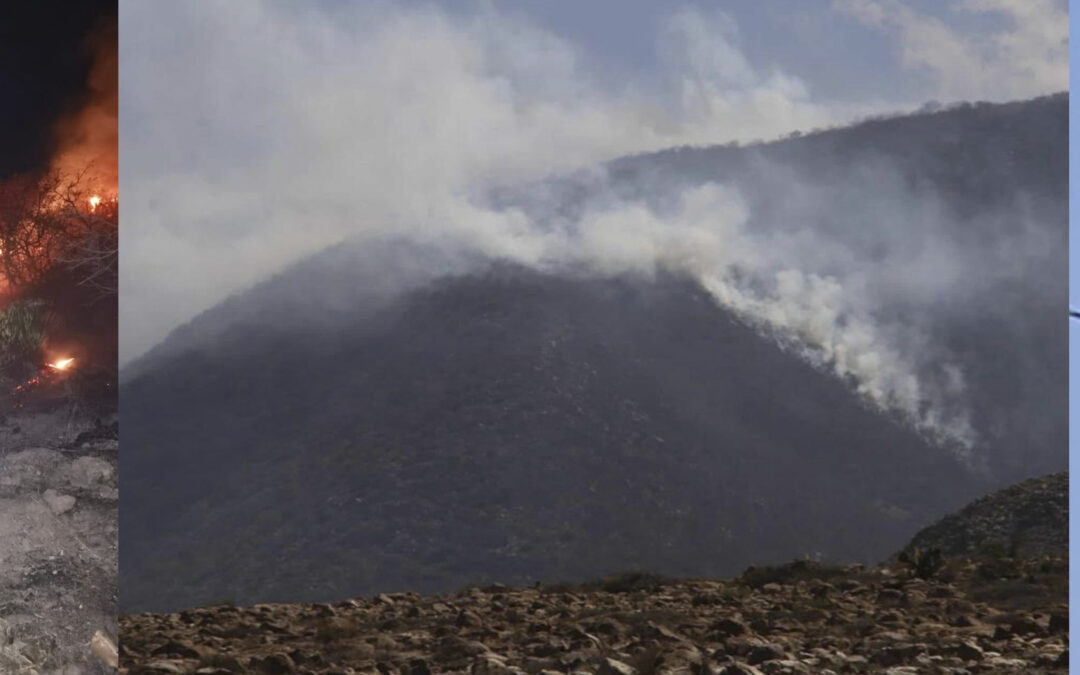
[452,181,979,450]
[121,2,1066,452]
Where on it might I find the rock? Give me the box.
[871,645,924,667]
[598,657,637,675]
[457,609,484,628]
[198,654,245,672]
[983,656,1029,668]
[41,489,75,515]
[471,653,513,675]
[759,659,810,674]
[994,616,1045,639]
[713,617,750,638]
[1009,616,1046,636]
[65,456,114,489]
[149,640,203,660]
[134,663,186,674]
[952,641,983,662]
[746,644,786,665]
[718,664,765,675]
[251,653,295,673]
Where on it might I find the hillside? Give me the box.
[503,94,1068,481]
[121,267,983,612]
[903,472,1067,558]
[120,95,1065,613]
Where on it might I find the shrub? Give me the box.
[0,299,48,375]
[739,558,849,589]
[898,546,944,579]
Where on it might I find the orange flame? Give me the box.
[48,357,75,371]
[89,195,102,212]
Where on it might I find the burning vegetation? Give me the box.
[0,170,117,408]
[0,19,117,410]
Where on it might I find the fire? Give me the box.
[89,195,102,211]
[48,357,75,371]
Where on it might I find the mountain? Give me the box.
[120,95,1065,612]
[501,94,1068,481]
[121,266,984,611]
[903,472,1067,558]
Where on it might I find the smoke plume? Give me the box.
[52,19,118,194]
[120,2,1067,453]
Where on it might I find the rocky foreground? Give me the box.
[120,553,1067,674]
[0,402,118,674]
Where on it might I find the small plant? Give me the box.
[0,299,48,376]
[898,546,944,579]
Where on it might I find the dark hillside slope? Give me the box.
[501,94,1068,480]
[121,96,1064,612]
[121,267,983,612]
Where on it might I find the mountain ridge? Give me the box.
[120,95,1065,612]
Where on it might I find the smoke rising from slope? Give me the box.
[121,2,1066,451]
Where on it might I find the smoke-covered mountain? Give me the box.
[120,95,1065,612]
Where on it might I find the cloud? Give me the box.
[834,0,1068,101]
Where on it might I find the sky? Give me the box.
[119,0,1069,365]
[0,1,116,178]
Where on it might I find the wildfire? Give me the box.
[89,195,102,212]
[48,357,75,371]
[11,355,79,408]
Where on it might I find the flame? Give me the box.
[51,21,117,190]
[89,195,102,212]
[48,357,75,371]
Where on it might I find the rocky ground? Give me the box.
[120,553,1066,674]
[0,398,118,674]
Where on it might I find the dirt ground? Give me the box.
[0,400,118,674]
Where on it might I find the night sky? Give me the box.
[0,1,116,178]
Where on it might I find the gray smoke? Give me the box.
[121,1,1067,454]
